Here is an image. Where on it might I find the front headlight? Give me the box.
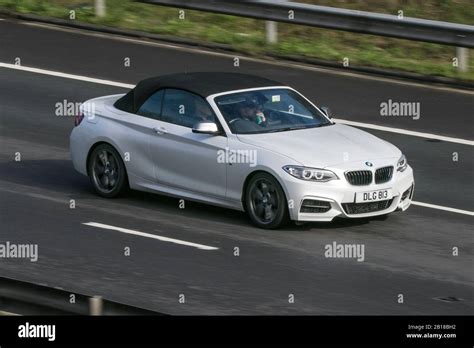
[397,154,408,172]
[283,165,338,182]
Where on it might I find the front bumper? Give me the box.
[283,165,414,222]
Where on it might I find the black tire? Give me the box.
[88,143,128,198]
[245,172,289,229]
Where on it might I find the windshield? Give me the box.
[214,88,332,134]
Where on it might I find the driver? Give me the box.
[237,100,266,126]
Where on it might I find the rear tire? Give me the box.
[245,172,289,229]
[88,143,128,198]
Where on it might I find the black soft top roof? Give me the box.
[114,72,282,114]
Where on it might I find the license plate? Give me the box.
[356,189,392,203]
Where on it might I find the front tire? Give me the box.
[88,143,128,198]
[245,172,289,229]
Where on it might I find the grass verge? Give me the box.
[1,0,473,81]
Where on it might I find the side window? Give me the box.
[137,90,164,119]
[161,89,215,128]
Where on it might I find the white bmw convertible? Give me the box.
[70,72,414,228]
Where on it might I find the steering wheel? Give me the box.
[266,109,277,119]
[228,116,267,128]
[228,118,242,125]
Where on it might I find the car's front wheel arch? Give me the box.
[242,170,290,229]
[242,170,290,209]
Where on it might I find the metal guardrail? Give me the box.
[140,0,473,73]
[140,0,474,48]
[0,277,162,315]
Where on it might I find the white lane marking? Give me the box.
[0,62,134,89]
[333,118,474,146]
[83,222,219,250]
[20,21,474,96]
[411,201,474,216]
[1,62,473,146]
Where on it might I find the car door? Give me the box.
[104,92,164,186]
[149,88,227,198]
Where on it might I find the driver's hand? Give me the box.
[255,111,266,125]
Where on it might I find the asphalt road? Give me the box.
[0,18,473,315]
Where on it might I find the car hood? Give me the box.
[236,123,401,168]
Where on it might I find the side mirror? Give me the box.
[320,106,332,119]
[192,121,220,135]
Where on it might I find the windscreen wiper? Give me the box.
[266,125,310,133]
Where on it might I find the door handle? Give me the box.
[152,127,167,135]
